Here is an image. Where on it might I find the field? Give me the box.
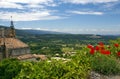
[18,34,118,55]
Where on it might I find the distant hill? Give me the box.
[17,29,65,35]
[0,25,9,29]
[0,25,66,36]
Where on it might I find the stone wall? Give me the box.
[0,47,30,60]
[10,47,30,57]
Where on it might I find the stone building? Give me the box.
[0,17,30,60]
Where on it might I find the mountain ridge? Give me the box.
[0,25,66,35]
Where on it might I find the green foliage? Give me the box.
[85,38,120,75]
[14,51,91,79]
[109,38,120,58]
[0,58,22,79]
[90,52,120,75]
[0,50,91,79]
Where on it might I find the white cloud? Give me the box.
[20,28,33,30]
[0,0,61,21]
[0,2,23,9]
[0,11,62,21]
[0,0,55,9]
[19,27,59,32]
[0,0,54,4]
[63,0,119,4]
[25,4,44,8]
[20,28,49,31]
[69,11,103,15]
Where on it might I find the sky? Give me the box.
[0,0,120,35]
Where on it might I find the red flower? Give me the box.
[90,48,95,55]
[98,42,104,46]
[100,50,111,55]
[105,50,111,55]
[95,46,99,51]
[100,50,105,54]
[87,44,94,49]
[114,43,119,47]
[117,52,120,57]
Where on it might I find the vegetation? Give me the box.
[0,34,120,79]
[18,34,118,56]
[91,54,120,75]
[87,40,120,75]
[0,50,91,79]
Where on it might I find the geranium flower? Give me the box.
[117,52,120,57]
[87,44,94,49]
[100,50,111,55]
[105,50,111,55]
[114,43,119,48]
[90,48,95,55]
[95,46,99,51]
[100,50,105,54]
[98,42,104,46]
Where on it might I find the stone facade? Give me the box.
[0,46,30,60]
[10,48,30,57]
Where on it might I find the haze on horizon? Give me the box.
[0,0,120,35]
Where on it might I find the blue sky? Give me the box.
[0,0,120,35]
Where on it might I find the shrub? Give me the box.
[0,50,91,79]
[0,58,22,79]
[14,51,91,79]
[91,53,120,75]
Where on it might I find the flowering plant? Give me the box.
[87,42,120,57]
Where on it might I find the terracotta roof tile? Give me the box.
[0,38,28,49]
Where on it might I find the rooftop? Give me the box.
[0,38,28,49]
